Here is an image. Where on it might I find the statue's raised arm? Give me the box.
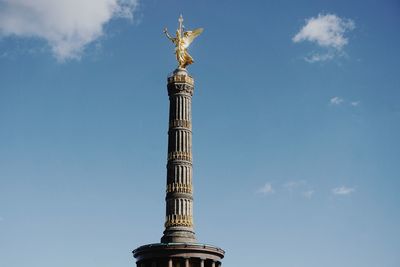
[163,28,175,43]
[163,15,203,69]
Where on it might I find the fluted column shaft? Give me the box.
[161,69,196,243]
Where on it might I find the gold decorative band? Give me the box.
[167,183,193,194]
[169,119,191,129]
[168,151,192,161]
[168,75,194,85]
[165,214,193,228]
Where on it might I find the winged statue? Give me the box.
[163,15,203,69]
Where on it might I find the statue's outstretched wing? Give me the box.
[183,28,204,48]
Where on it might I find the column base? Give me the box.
[161,227,196,243]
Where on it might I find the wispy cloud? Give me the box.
[293,13,355,62]
[257,183,274,195]
[332,186,355,195]
[283,180,306,191]
[305,52,334,63]
[330,96,344,105]
[302,190,315,199]
[0,0,139,61]
[329,97,362,108]
[282,180,315,199]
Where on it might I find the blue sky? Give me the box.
[1,1,399,267]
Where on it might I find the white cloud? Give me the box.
[293,13,355,62]
[293,13,355,49]
[0,0,138,61]
[351,101,360,107]
[332,186,355,195]
[330,96,344,105]
[303,190,314,199]
[257,183,274,195]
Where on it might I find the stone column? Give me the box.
[161,68,196,243]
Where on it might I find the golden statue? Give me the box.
[163,15,203,69]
